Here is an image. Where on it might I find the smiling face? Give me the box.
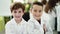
[12,8,24,21]
[31,5,43,20]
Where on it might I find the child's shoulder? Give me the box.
[5,18,14,26]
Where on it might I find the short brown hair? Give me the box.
[33,2,43,7]
[10,2,25,12]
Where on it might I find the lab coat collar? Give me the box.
[29,13,42,25]
[30,16,42,27]
[30,12,34,19]
[12,18,26,25]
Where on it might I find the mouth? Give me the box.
[15,16,21,18]
[35,15,40,17]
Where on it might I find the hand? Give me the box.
[43,24,47,34]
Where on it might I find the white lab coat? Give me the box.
[5,18,27,34]
[56,5,60,31]
[47,10,56,30]
[26,13,44,34]
[42,4,55,30]
[27,17,44,34]
[28,13,53,34]
[42,12,53,34]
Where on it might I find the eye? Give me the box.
[14,11,17,13]
[34,10,37,12]
[19,11,21,13]
[39,10,41,13]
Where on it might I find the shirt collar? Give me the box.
[12,18,25,25]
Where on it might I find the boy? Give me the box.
[27,2,44,34]
[5,2,27,34]
[28,2,53,34]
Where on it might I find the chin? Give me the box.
[15,18,21,20]
[35,17,40,20]
[36,18,40,20]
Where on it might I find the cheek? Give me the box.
[19,13,24,16]
[32,12,36,16]
[40,12,43,16]
[21,12,24,15]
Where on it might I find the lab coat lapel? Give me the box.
[11,18,17,25]
[12,18,26,25]
[30,18,42,29]
[30,13,43,28]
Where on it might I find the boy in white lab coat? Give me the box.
[56,5,60,34]
[28,2,53,34]
[56,0,60,34]
[27,2,44,34]
[5,2,27,34]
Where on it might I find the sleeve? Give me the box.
[26,22,34,34]
[27,21,44,34]
[45,22,53,34]
[5,23,16,34]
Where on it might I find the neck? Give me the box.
[37,19,41,24]
[36,18,41,21]
[15,19,22,24]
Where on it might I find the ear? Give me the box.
[29,8,32,13]
[22,10,25,15]
[24,10,25,13]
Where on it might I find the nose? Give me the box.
[16,12,20,15]
[36,11,40,14]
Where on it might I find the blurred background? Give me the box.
[0,0,60,34]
